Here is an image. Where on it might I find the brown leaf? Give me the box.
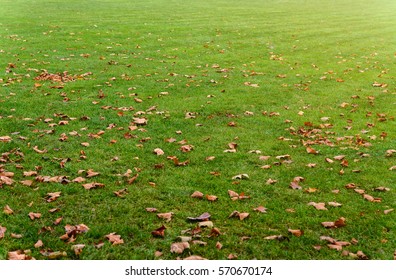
[375,187,390,192]
[206,194,218,201]
[180,145,194,152]
[306,146,319,154]
[28,212,42,220]
[170,242,190,254]
[0,136,12,142]
[133,117,147,125]
[183,255,207,260]
[153,148,164,156]
[151,225,166,237]
[10,233,22,239]
[384,209,394,215]
[113,188,128,198]
[187,212,211,221]
[72,244,85,255]
[308,202,328,210]
[216,241,223,250]
[8,250,33,260]
[363,194,381,202]
[0,225,6,239]
[253,206,268,213]
[157,212,173,222]
[264,235,288,241]
[40,250,67,259]
[288,229,304,237]
[191,191,204,199]
[53,217,63,225]
[34,240,44,248]
[145,207,157,212]
[82,182,105,190]
[290,181,303,190]
[105,232,124,245]
[3,205,14,215]
[33,146,47,154]
[328,201,342,207]
[328,244,343,251]
[46,191,61,202]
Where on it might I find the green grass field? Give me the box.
[0,0,395,260]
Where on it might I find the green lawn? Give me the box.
[0,0,395,260]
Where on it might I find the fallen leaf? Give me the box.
[0,225,6,239]
[72,244,85,255]
[328,202,342,207]
[8,250,33,260]
[105,232,124,245]
[113,188,128,198]
[306,146,319,154]
[34,240,44,248]
[206,194,218,201]
[191,191,204,199]
[216,241,223,250]
[28,212,42,220]
[46,191,61,202]
[157,212,173,222]
[264,235,289,241]
[183,255,207,260]
[153,148,164,156]
[145,208,157,212]
[170,242,189,254]
[0,136,12,142]
[384,209,394,215]
[187,212,211,221]
[198,221,214,228]
[151,225,166,238]
[82,182,105,190]
[232,174,249,180]
[253,206,267,213]
[288,229,304,237]
[40,250,67,259]
[3,205,14,215]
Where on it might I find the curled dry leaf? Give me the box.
[0,136,12,142]
[3,205,14,215]
[113,188,128,198]
[198,221,214,228]
[46,191,61,202]
[34,240,44,248]
[157,212,173,222]
[228,210,249,220]
[264,235,289,241]
[306,146,319,154]
[72,244,85,256]
[253,206,267,213]
[187,212,211,222]
[0,225,6,239]
[375,187,390,192]
[384,209,394,215]
[266,178,277,185]
[153,148,164,156]
[385,149,396,157]
[191,191,204,199]
[151,225,166,238]
[8,250,34,260]
[40,250,67,259]
[308,202,327,210]
[28,212,41,220]
[363,194,382,202]
[10,233,23,239]
[82,182,105,190]
[183,255,207,260]
[216,241,223,250]
[232,174,249,180]
[328,202,342,207]
[105,232,124,245]
[170,242,190,254]
[288,229,304,237]
[206,194,218,201]
[322,217,346,229]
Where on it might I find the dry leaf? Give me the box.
[157,212,173,222]
[170,242,189,254]
[153,148,164,156]
[105,232,124,245]
[191,191,204,199]
[206,194,218,201]
[253,206,267,213]
[384,209,394,215]
[328,202,342,207]
[288,229,304,237]
[216,241,223,250]
[145,207,157,212]
[82,182,105,190]
[0,136,12,142]
[3,205,14,215]
[28,212,41,220]
[183,255,207,260]
[306,146,319,154]
[46,191,61,202]
[232,174,249,180]
[0,225,6,239]
[8,250,33,260]
[72,244,85,255]
[151,225,166,238]
[198,221,214,228]
[187,212,211,221]
[34,240,44,248]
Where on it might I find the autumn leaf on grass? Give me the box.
[191,191,204,199]
[0,225,6,239]
[183,255,207,260]
[228,190,250,201]
[168,156,190,167]
[71,244,85,256]
[23,170,38,177]
[170,242,190,254]
[206,194,218,202]
[187,212,211,222]
[328,202,342,207]
[34,240,44,248]
[145,208,157,213]
[308,202,328,211]
[46,192,61,203]
[253,206,268,213]
[105,232,124,245]
[264,235,289,241]
[229,210,249,221]
[306,146,319,155]
[288,229,304,237]
[8,250,34,260]
[384,209,394,215]
[1,175,14,185]
[33,146,47,154]
[82,182,105,190]
[180,145,194,153]
[113,188,128,198]
[40,250,67,259]
[375,187,390,192]
[157,212,173,222]
[3,205,14,215]
[232,174,249,180]
[28,212,41,220]
[153,148,164,156]
[321,217,346,229]
[127,173,139,184]
[363,194,382,203]
[86,169,100,178]
[133,117,147,125]
[151,225,166,238]
[0,136,12,142]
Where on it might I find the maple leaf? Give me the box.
[105,232,124,245]
[157,212,173,222]
[151,225,166,238]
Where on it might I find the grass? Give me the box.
[0,0,395,260]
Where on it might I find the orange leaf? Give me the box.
[288,229,304,237]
